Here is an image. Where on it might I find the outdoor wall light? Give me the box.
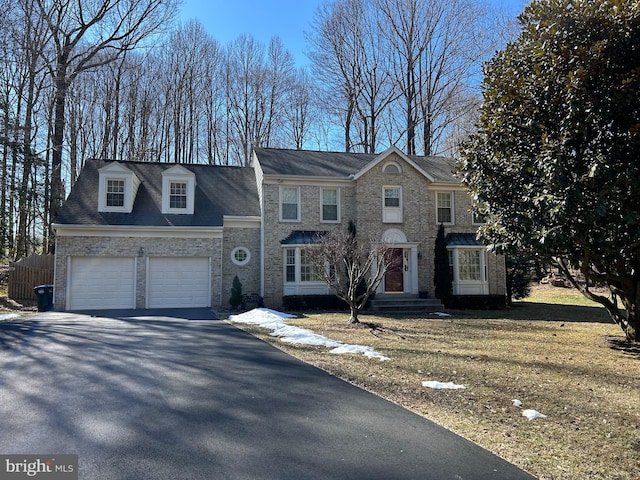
[137,247,145,257]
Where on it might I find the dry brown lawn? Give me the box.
[231,285,640,480]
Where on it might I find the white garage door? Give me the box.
[68,256,136,310]
[147,257,210,308]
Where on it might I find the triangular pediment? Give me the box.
[162,164,194,178]
[352,145,436,182]
[98,161,134,175]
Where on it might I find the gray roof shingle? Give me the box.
[56,160,260,227]
[254,147,459,183]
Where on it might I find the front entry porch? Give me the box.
[378,229,419,296]
[368,294,444,315]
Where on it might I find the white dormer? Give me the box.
[161,164,196,215]
[98,162,140,213]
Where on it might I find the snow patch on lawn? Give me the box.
[422,380,465,390]
[0,313,19,322]
[229,308,389,361]
[522,409,547,420]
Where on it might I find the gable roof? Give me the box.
[254,147,459,183]
[56,159,260,227]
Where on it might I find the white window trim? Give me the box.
[98,173,137,213]
[280,186,301,222]
[231,246,251,266]
[383,161,402,174]
[320,187,341,223]
[448,247,488,295]
[436,191,455,225]
[162,168,195,214]
[472,211,487,225]
[383,185,403,223]
[282,246,332,296]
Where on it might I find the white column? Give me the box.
[410,246,419,294]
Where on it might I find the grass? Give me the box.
[231,285,640,480]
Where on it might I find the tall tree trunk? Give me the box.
[0,99,9,258]
[49,63,68,252]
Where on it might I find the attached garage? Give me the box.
[147,257,211,308]
[68,256,136,310]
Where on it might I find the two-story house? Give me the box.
[52,146,505,311]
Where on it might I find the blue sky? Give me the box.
[178,0,528,67]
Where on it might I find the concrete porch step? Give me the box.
[367,295,445,314]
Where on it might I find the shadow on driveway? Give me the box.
[0,309,536,480]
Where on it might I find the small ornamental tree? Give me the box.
[434,224,452,302]
[229,275,243,310]
[303,224,394,324]
[505,254,533,305]
[460,0,640,341]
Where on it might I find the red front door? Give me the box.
[385,248,404,293]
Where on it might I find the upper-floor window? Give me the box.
[106,179,125,207]
[383,186,403,223]
[437,191,454,224]
[280,187,300,221]
[161,165,195,214]
[384,187,401,207]
[170,182,187,209]
[472,212,487,224]
[321,188,340,223]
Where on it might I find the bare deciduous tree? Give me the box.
[34,0,178,250]
[302,223,396,324]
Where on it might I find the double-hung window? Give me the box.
[384,187,401,207]
[458,250,482,281]
[321,188,339,222]
[106,179,125,207]
[285,249,296,282]
[300,250,321,281]
[448,247,488,295]
[383,186,403,223]
[161,165,195,214]
[169,181,187,209]
[437,191,454,224]
[281,187,300,221]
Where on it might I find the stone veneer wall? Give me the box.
[54,235,223,310]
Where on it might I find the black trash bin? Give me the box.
[34,284,54,312]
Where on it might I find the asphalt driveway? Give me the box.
[0,309,535,479]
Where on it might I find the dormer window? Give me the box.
[162,165,195,214]
[106,179,125,207]
[170,182,187,209]
[98,162,140,213]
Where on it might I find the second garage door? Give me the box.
[147,257,211,308]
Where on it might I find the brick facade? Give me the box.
[54,234,224,310]
[54,147,504,312]
[259,150,505,308]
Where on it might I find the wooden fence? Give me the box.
[8,254,54,302]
